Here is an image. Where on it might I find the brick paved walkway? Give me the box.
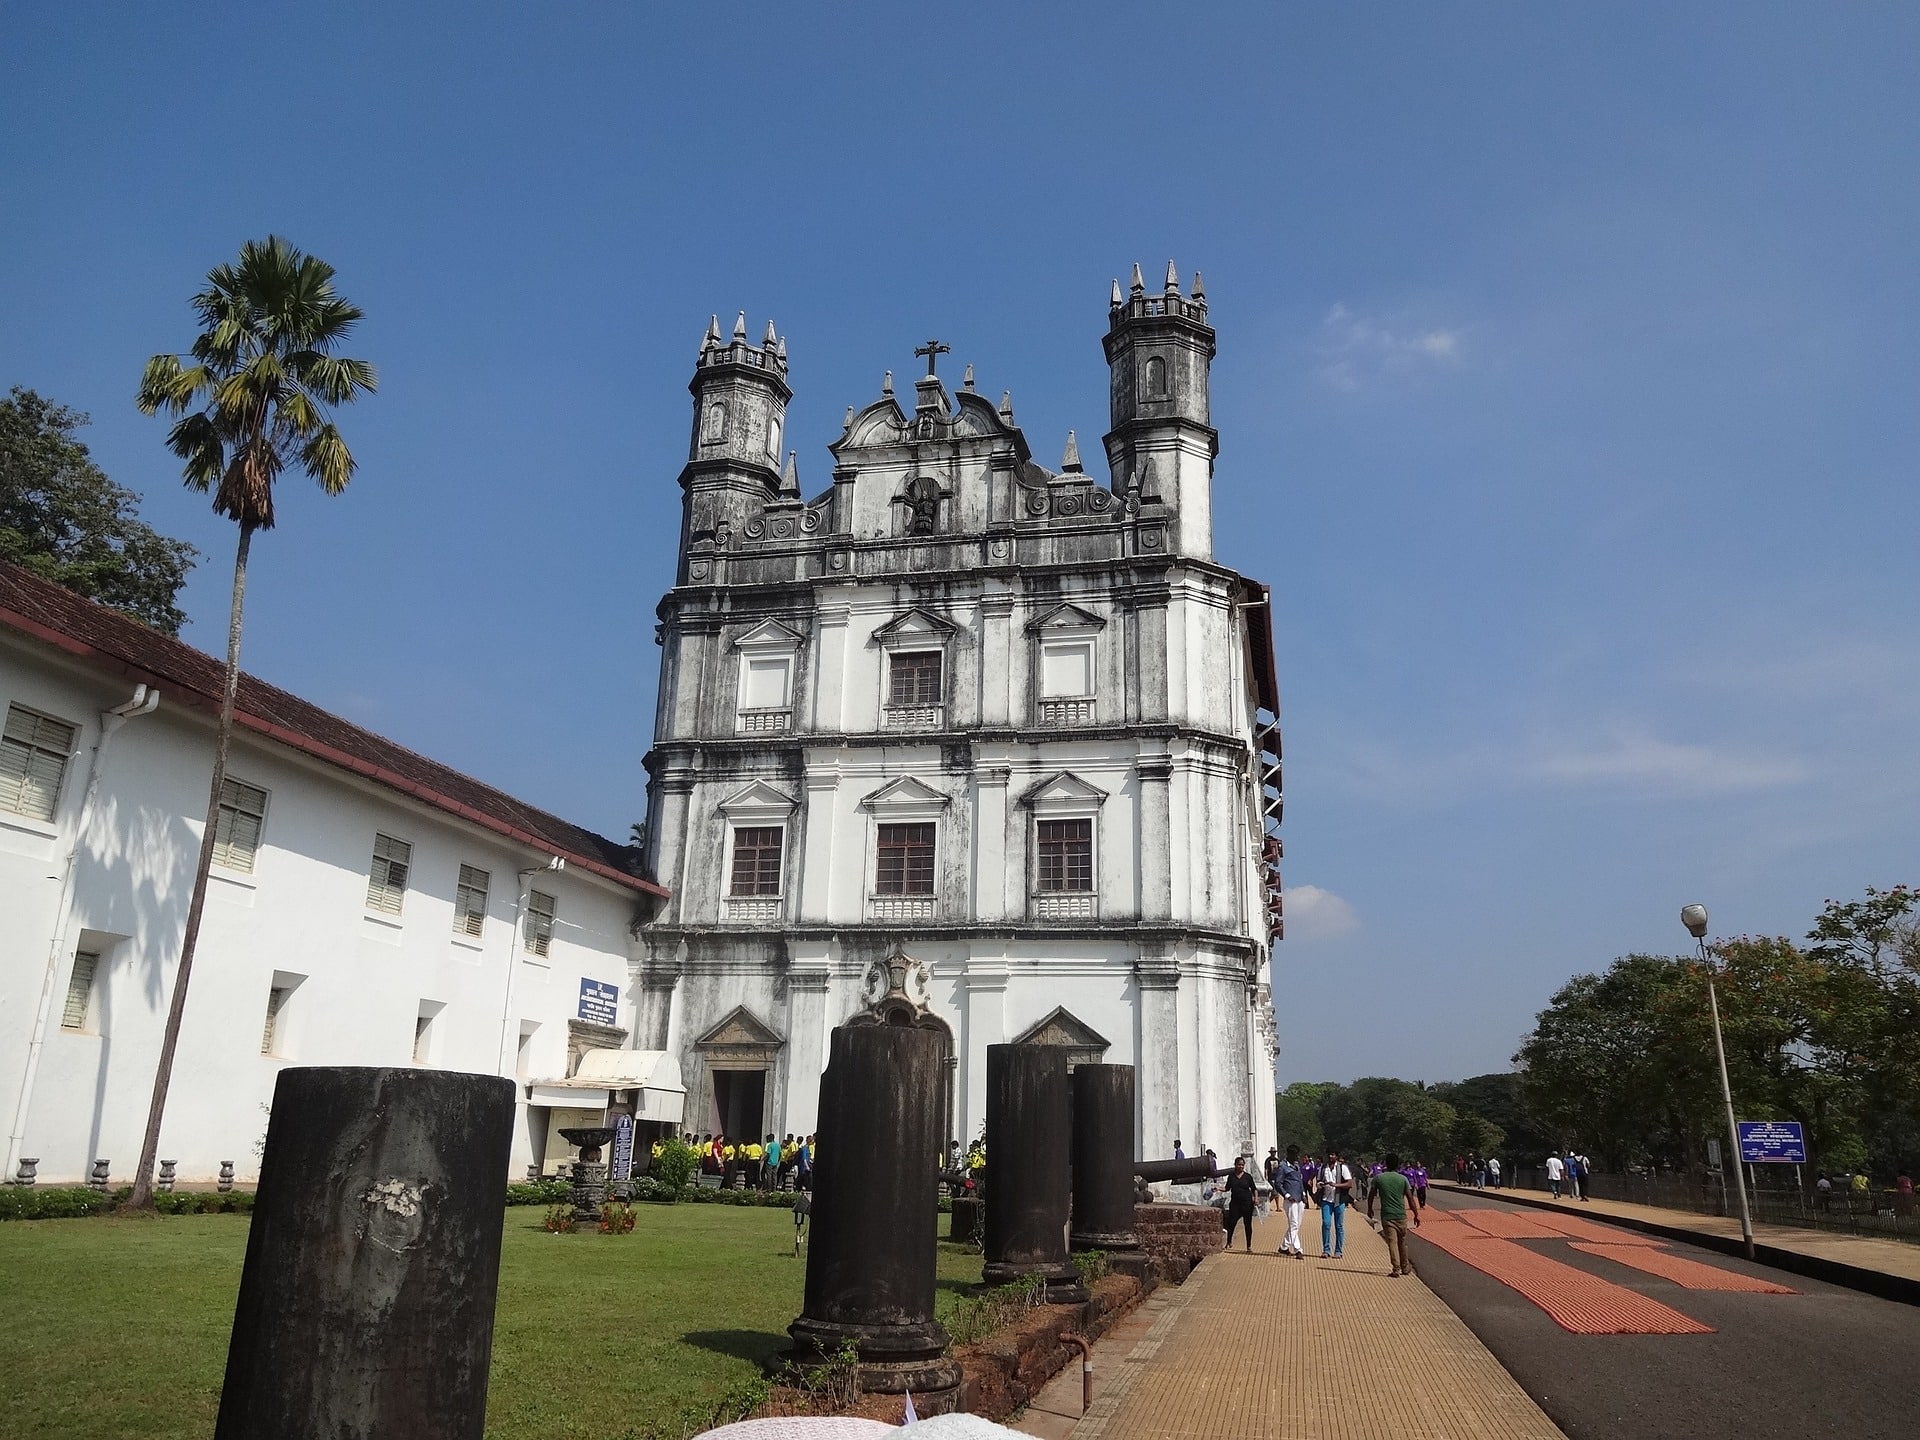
[1035,1209,1562,1440]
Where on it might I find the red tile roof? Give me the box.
[0,561,666,899]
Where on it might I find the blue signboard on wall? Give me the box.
[577,978,619,1026]
[1738,1120,1807,1164]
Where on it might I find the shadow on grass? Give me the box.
[683,1329,789,1364]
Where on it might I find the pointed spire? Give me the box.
[1111,277,1124,306]
[779,450,800,497]
[1062,430,1083,472]
[998,390,1014,423]
[1191,271,1206,303]
[776,334,788,360]
[962,363,975,391]
[1130,263,1145,296]
[705,314,721,346]
[882,370,894,396]
[1164,260,1180,295]
[733,311,748,340]
[844,405,856,429]
[763,318,778,346]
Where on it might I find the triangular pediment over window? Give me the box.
[717,779,798,817]
[1014,1006,1111,1052]
[872,607,958,642]
[859,775,952,812]
[1018,770,1109,810]
[695,1005,785,1048]
[1026,602,1106,634]
[733,619,806,652]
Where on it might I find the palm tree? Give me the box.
[127,236,375,1210]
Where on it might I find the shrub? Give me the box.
[650,1138,698,1195]
[0,1186,257,1220]
[542,1205,576,1234]
[599,1201,637,1235]
[506,1179,571,1207]
[1072,1249,1111,1286]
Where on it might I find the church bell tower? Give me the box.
[678,312,791,579]
[1101,262,1217,560]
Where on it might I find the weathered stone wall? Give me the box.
[1133,1202,1225,1281]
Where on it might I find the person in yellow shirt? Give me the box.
[745,1139,765,1189]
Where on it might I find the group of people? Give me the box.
[1543,1150,1591,1200]
[1214,1145,1426,1277]
[1451,1154,1502,1188]
[690,1132,815,1191]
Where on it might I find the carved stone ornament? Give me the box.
[857,947,933,1015]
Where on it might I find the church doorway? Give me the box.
[710,1069,766,1141]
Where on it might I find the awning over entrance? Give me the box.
[527,1048,687,1123]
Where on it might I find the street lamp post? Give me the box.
[1681,904,1756,1260]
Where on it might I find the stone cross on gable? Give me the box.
[913,339,950,376]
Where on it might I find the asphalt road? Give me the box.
[1411,1189,1920,1440]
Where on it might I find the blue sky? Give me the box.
[5,5,1917,1083]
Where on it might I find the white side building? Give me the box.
[0,562,671,1186]
[636,266,1284,1161]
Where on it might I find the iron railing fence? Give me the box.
[1503,1166,1920,1245]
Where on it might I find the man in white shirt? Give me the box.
[1545,1152,1565,1199]
[1318,1151,1355,1258]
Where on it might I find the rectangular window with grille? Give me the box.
[525,889,556,957]
[366,833,412,914]
[888,652,943,707]
[1,704,76,822]
[729,826,784,896]
[876,822,936,895]
[453,864,490,937]
[61,951,99,1031]
[1036,818,1094,892]
[262,986,290,1054]
[212,778,268,873]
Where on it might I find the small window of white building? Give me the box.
[525,889,557,958]
[367,833,412,914]
[61,951,99,1031]
[1019,771,1108,920]
[1,704,76,822]
[454,864,490,937]
[732,620,805,735]
[1028,604,1105,727]
[212,778,269,873]
[1039,641,1094,699]
[412,1001,445,1064]
[715,779,799,921]
[728,827,785,896]
[262,986,291,1055]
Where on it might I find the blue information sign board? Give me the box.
[577,978,619,1026]
[1737,1120,1806,1164]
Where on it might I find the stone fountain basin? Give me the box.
[558,1127,616,1150]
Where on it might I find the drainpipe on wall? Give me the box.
[5,685,160,1181]
[496,856,565,1077]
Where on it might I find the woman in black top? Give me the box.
[1222,1155,1258,1251]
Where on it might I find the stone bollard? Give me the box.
[12,1159,37,1187]
[1070,1063,1140,1252]
[158,1161,177,1193]
[218,1161,235,1194]
[983,1044,1085,1301]
[787,1024,961,1410]
[213,1067,515,1440]
[88,1159,109,1192]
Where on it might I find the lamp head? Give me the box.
[1681,904,1710,940]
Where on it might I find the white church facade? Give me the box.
[636,265,1284,1163]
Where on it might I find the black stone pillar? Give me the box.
[983,1044,1086,1301]
[1070,1063,1140,1251]
[215,1067,515,1440]
[788,1025,961,1407]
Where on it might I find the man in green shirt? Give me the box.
[1366,1151,1423,1278]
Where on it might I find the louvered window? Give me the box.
[888,652,943,706]
[1,705,76,822]
[525,889,556,958]
[61,951,99,1031]
[212,778,268,873]
[876,823,936,895]
[454,864,490,937]
[729,826,784,896]
[366,833,412,914]
[1036,819,1094,892]
[262,986,290,1054]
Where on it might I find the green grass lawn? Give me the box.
[0,1207,985,1440]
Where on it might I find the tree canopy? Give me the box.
[0,386,198,633]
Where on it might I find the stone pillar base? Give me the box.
[781,1318,962,1409]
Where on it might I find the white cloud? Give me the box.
[1314,303,1463,391]
[1282,884,1360,942]
[1519,730,1809,794]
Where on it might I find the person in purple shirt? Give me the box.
[1408,1160,1428,1206]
